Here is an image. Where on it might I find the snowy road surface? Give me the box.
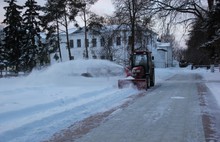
[58,73,218,142]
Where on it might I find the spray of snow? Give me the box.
[0,59,137,142]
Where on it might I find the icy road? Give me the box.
[49,73,220,142]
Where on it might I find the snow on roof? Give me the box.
[60,28,78,35]
[157,42,171,47]
[101,25,157,35]
[157,48,167,52]
[40,32,46,39]
[71,25,157,35]
[103,24,130,31]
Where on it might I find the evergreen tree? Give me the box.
[42,0,67,62]
[41,18,57,66]
[185,1,220,65]
[2,0,23,73]
[0,30,5,70]
[205,1,220,62]
[59,0,84,60]
[21,0,42,71]
[44,0,85,61]
[185,18,210,65]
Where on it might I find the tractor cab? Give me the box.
[118,50,155,90]
[133,53,148,67]
[131,51,152,78]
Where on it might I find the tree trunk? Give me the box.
[64,11,72,60]
[84,8,89,59]
[131,0,135,54]
[56,13,62,62]
[207,0,214,10]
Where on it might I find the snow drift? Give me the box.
[0,59,138,142]
[24,59,124,85]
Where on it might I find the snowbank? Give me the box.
[0,59,138,142]
[24,59,124,85]
[38,59,124,77]
[198,68,220,107]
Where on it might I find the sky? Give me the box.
[0,0,115,25]
[0,0,187,48]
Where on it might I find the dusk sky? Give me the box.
[0,0,115,26]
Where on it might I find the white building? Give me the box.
[51,25,173,68]
[153,42,173,68]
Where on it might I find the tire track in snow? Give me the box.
[0,87,113,123]
[0,87,138,142]
[0,87,114,132]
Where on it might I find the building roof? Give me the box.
[157,42,171,47]
[70,24,158,35]
[60,28,78,35]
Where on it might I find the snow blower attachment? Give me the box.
[118,50,155,90]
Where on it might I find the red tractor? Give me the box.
[118,50,155,90]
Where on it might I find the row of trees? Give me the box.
[0,0,96,73]
[0,0,158,73]
[152,0,220,65]
[185,0,220,65]
[1,0,55,72]
[1,0,219,73]
[111,0,220,65]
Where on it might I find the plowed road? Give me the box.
[48,73,220,142]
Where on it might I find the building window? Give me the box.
[100,56,105,59]
[85,39,89,47]
[100,37,105,47]
[116,37,121,46]
[70,39,74,48]
[92,38,97,47]
[77,39,81,48]
[108,38,113,46]
[128,36,132,45]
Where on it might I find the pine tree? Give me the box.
[21,0,42,72]
[42,0,67,62]
[43,0,85,61]
[203,1,220,63]
[210,1,220,42]
[43,0,73,61]
[2,0,23,73]
[41,20,57,66]
[60,0,74,60]
[0,30,5,71]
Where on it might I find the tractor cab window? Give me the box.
[133,54,148,66]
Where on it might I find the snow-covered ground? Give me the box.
[0,60,219,142]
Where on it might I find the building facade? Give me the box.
[51,25,173,68]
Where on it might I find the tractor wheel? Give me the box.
[150,69,155,87]
[146,76,151,89]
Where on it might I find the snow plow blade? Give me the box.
[118,79,147,90]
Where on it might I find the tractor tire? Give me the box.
[150,69,155,87]
[146,76,151,89]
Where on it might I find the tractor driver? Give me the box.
[139,55,146,66]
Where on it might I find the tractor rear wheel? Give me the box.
[146,76,151,89]
[150,69,155,87]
